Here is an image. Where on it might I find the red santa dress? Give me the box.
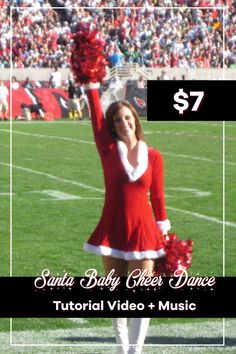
[83,85,170,260]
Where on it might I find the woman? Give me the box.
[83,82,171,354]
[136,75,147,89]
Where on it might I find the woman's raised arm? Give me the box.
[85,84,113,153]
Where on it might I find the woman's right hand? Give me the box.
[71,24,107,85]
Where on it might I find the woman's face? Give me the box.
[113,106,136,141]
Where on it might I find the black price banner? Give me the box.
[0,274,235,318]
[147,80,236,121]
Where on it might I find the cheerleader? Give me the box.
[71,25,171,354]
[83,84,170,354]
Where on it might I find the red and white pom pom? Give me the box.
[71,23,107,84]
[155,233,193,276]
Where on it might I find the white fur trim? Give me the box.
[84,82,100,90]
[156,219,171,234]
[83,243,165,261]
[117,140,148,182]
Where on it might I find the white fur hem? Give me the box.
[83,243,165,260]
[156,219,171,234]
[84,82,100,90]
[117,140,148,182]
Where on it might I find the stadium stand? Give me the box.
[0,0,234,120]
[0,1,235,70]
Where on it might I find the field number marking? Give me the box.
[1,162,235,229]
[167,187,212,197]
[29,190,102,201]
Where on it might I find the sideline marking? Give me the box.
[7,320,228,347]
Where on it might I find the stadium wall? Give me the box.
[2,68,235,119]
[0,68,236,81]
[9,88,69,120]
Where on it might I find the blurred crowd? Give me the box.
[0,0,235,69]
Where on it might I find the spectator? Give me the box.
[0,80,9,120]
[19,102,45,120]
[30,102,45,120]
[1,2,233,69]
[108,47,124,68]
[11,76,20,90]
[160,70,170,80]
[16,103,32,121]
[66,77,85,119]
[136,75,147,88]
[22,77,35,89]
[49,65,62,88]
[108,75,123,101]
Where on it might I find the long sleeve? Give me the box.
[85,85,113,154]
[150,149,170,234]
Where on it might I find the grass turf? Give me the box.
[0,120,235,334]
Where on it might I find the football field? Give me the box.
[0,120,235,352]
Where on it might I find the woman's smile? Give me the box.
[113,106,136,140]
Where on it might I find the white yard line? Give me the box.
[0,129,234,165]
[143,121,224,127]
[168,206,236,229]
[0,120,90,124]
[145,121,236,128]
[0,129,94,145]
[0,162,104,193]
[162,152,236,167]
[144,130,236,141]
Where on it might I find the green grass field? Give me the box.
[0,120,235,353]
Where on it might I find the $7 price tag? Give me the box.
[173,89,204,115]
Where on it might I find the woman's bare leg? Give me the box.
[128,259,154,275]
[102,256,128,276]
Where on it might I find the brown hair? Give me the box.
[105,100,144,140]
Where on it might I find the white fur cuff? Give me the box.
[156,219,171,234]
[84,82,100,90]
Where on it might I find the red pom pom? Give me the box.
[71,23,108,84]
[155,233,193,276]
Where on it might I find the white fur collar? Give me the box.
[117,140,148,182]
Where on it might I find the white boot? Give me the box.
[112,318,129,354]
[128,318,150,354]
